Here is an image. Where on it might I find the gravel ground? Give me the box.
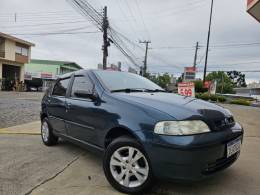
[0,92,43,128]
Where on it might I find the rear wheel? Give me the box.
[41,118,58,146]
[103,136,153,194]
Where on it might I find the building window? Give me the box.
[16,46,22,54]
[16,46,28,56]
[22,48,28,56]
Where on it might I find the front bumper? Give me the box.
[138,122,244,181]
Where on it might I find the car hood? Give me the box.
[113,92,233,129]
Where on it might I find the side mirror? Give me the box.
[74,90,97,100]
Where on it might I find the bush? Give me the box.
[210,95,218,102]
[195,93,202,99]
[217,96,226,103]
[196,93,227,103]
[193,80,203,93]
[230,99,251,106]
[200,93,210,101]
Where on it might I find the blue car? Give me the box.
[41,70,243,194]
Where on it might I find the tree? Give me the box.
[177,73,184,83]
[148,73,171,89]
[193,80,205,93]
[206,71,234,94]
[227,71,247,88]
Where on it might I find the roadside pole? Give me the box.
[203,0,214,82]
[102,6,109,70]
[139,40,151,76]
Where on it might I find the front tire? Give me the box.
[103,136,153,194]
[41,118,58,146]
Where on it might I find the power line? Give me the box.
[5,25,97,35]
[109,27,144,51]
[134,0,151,40]
[124,0,146,40]
[115,0,143,41]
[10,31,100,36]
[0,20,88,28]
[108,28,141,67]
[209,42,260,48]
[68,0,103,31]
[148,61,260,71]
[68,0,141,69]
[198,61,260,67]
[151,41,260,50]
[0,10,73,16]
[148,51,184,70]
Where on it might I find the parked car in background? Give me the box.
[41,70,243,194]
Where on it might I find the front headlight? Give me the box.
[154,120,210,135]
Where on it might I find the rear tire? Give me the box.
[103,136,153,194]
[41,118,58,146]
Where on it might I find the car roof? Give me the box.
[58,69,90,79]
[58,69,135,80]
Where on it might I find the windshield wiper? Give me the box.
[143,89,167,93]
[111,88,167,93]
[111,88,145,93]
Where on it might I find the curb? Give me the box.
[0,132,40,135]
[0,121,41,135]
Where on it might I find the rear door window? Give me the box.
[52,78,70,96]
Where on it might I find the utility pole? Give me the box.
[203,0,214,83]
[102,6,109,70]
[139,40,151,76]
[193,42,199,68]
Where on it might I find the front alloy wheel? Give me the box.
[110,146,149,188]
[103,136,153,194]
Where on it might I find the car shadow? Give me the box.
[55,139,242,195]
[147,168,241,195]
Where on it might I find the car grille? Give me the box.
[214,116,235,130]
[202,153,239,175]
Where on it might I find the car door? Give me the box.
[47,77,71,134]
[65,74,97,144]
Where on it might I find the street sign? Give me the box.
[184,67,197,81]
[209,80,217,95]
[178,82,195,97]
[41,73,53,79]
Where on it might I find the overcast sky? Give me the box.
[1,0,260,83]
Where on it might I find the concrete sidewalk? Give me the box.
[0,121,40,135]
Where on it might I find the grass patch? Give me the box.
[230,99,251,106]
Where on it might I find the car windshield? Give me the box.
[94,71,164,92]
